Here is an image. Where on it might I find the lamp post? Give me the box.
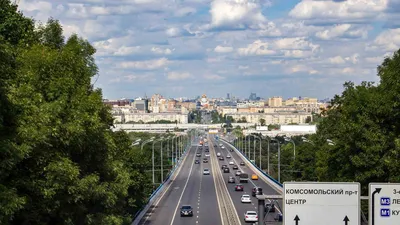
[249,134,262,169]
[152,137,164,186]
[271,137,281,183]
[141,137,155,152]
[284,137,296,161]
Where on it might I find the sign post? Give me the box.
[369,183,400,225]
[284,182,360,225]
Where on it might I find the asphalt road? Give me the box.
[210,136,283,225]
[140,143,222,225]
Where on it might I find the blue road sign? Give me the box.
[380,208,390,217]
[381,197,391,206]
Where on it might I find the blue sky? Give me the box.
[18,0,400,100]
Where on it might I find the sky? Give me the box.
[16,0,400,100]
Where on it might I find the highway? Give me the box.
[210,135,283,224]
[139,143,222,225]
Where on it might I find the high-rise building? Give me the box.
[268,96,283,107]
[133,98,149,112]
[227,93,230,100]
[249,93,257,101]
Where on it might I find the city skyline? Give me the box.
[17,0,397,99]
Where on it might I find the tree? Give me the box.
[259,118,266,126]
[0,4,152,224]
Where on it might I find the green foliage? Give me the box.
[0,3,153,224]
[259,118,266,126]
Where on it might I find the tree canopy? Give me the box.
[0,1,152,224]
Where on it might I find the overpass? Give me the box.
[134,134,283,225]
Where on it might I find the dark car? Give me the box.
[223,167,230,173]
[180,205,193,217]
[228,176,235,183]
[214,144,217,147]
[265,202,275,213]
[235,184,244,191]
[203,159,208,163]
[232,165,239,170]
[229,149,233,152]
[252,187,263,197]
[196,153,201,157]
[221,165,227,169]
[219,157,224,161]
[195,160,200,164]
[240,161,245,166]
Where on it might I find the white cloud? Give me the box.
[369,28,400,52]
[151,47,173,55]
[237,40,276,56]
[167,72,193,80]
[289,0,388,23]
[214,45,234,53]
[120,58,169,70]
[328,54,359,64]
[203,74,225,80]
[316,24,369,40]
[209,0,267,28]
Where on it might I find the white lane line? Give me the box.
[169,145,199,225]
[142,144,195,224]
[224,142,283,214]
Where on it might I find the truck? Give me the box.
[239,173,249,183]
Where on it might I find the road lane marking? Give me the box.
[222,141,283,215]
[141,144,195,224]
[169,145,199,225]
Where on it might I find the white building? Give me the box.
[112,106,189,124]
[225,112,311,125]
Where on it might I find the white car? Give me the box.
[241,195,251,203]
[205,153,210,157]
[229,161,234,165]
[217,152,221,157]
[244,211,258,222]
[221,146,225,149]
[203,168,210,175]
[227,155,231,158]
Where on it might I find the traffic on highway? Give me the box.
[139,135,282,225]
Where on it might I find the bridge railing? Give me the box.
[131,142,191,225]
[220,138,283,193]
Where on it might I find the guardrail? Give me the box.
[131,142,192,225]
[220,138,283,193]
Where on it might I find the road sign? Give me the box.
[284,182,360,225]
[369,183,400,225]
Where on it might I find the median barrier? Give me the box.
[131,144,191,225]
[220,138,283,193]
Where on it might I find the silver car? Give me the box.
[203,168,210,175]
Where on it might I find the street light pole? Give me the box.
[152,138,163,186]
[284,137,296,161]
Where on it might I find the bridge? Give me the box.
[112,123,317,137]
[133,134,283,225]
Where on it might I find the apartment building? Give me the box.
[225,111,311,125]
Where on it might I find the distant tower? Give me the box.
[227,93,230,99]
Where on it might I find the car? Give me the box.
[180,205,193,217]
[228,176,235,183]
[214,144,217,147]
[195,160,200,164]
[265,202,276,213]
[241,194,251,203]
[217,152,221,157]
[227,155,231,158]
[221,146,225,149]
[235,170,242,176]
[196,153,201,157]
[240,161,245,166]
[221,165,227,169]
[229,161,234,165]
[205,153,210,157]
[203,168,210,175]
[203,159,208,163]
[233,165,239,170]
[235,184,244,191]
[219,157,224,161]
[251,174,259,180]
[223,167,230,173]
[244,211,258,222]
[252,187,263,197]
[229,149,233,152]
